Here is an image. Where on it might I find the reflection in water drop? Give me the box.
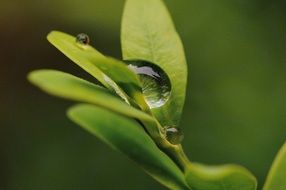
[125,60,171,109]
[165,127,183,145]
[76,33,90,45]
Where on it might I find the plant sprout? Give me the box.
[28,0,286,189]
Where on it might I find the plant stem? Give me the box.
[133,91,191,171]
[160,141,190,172]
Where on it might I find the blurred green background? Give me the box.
[1,0,286,189]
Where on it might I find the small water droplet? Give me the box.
[76,33,90,45]
[125,60,171,109]
[165,127,183,145]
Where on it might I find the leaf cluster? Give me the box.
[28,0,286,189]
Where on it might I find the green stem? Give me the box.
[132,91,191,172]
[159,140,190,172]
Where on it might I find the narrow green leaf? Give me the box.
[28,69,153,122]
[121,0,188,127]
[185,163,257,190]
[47,31,108,87]
[263,142,286,190]
[47,31,135,105]
[68,104,190,190]
[48,31,150,110]
[87,56,150,111]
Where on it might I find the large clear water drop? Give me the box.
[125,60,171,109]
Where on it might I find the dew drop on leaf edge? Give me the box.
[76,33,90,45]
[165,127,183,145]
[124,60,171,109]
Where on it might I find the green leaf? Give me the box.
[87,56,150,111]
[121,0,188,127]
[68,104,190,190]
[48,31,150,111]
[47,31,108,87]
[28,69,153,122]
[263,142,286,190]
[185,163,257,190]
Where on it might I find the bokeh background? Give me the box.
[1,0,286,189]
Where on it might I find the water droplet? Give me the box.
[76,33,90,45]
[165,127,183,145]
[125,60,171,109]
